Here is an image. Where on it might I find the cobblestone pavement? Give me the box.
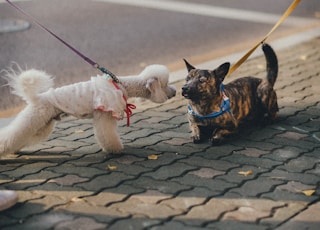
[0,37,319,230]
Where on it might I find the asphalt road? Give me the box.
[0,0,319,112]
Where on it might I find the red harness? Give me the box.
[111,80,136,126]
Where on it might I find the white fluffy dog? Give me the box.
[0,65,176,156]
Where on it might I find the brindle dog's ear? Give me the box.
[183,59,195,72]
[214,62,230,82]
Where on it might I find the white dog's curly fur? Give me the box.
[0,65,176,156]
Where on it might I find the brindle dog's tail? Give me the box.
[262,43,278,87]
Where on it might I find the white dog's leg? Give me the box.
[93,111,123,154]
[0,105,56,156]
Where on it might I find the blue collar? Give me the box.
[187,84,231,120]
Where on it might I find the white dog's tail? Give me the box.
[4,68,54,104]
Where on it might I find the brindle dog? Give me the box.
[182,43,278,145]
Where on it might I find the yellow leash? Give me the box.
[226,0,301,78]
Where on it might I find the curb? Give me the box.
[0,19,30,33]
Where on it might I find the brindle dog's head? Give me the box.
[181,59,230,102]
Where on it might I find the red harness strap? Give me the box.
[111,80,136,127]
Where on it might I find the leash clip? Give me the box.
[95,64,120,84]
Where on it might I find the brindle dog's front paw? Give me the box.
[192,135,202,144]
[210,137,222,146]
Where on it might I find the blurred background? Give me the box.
[0,0,319,115]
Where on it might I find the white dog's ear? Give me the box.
[146,76,170,103]
[146,77,161,92]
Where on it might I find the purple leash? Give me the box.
[5,0,120,83]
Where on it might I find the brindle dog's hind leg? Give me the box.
[210,128,238,145]
[258,83,278,123]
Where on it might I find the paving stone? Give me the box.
[5,169,62,190]
[14,190,44,203]
[276,181,316,194]
[131,190,173,204]
[222,199,287,223]
[2,213,74,230]
[121,128,161,141]
[233,148,269,157]
[6,195,68,220]
[305,162,320,176]
[277,131,309,140]
[55,200,129,223]
[263,146,304,162]
[229,177,285,197]
[260,201,307,228]
[109,218,161,230]
[21,146,74,157]
[175,198,237,225]
[111,154,145,165]
[160,114,189,126]
[193,145,244,160]
[115,163,153,177]
[62,150,107,165]
[177,186,218,198]
[133,152,186,169]
[0,175,15,187]
[188,167,225,178]
[124,176,191,194]
[147,142,202,155]
[151,220,204,230]
[130,134,171,148]
[217,165,269,184]
[261,189,318,203]
[162,137,190,146]
[121,146,163,158]
[0,215,18,229]
[60,129,94,141]
[277,155,320,173]
[244,127,284,141]
[224,206,270,222]
[160,195,206,211]
[0,160,23,173]
[84,184,144,206]
[54,217,107,230]
[2,162,58,179]
[262,168,320,185]
[275,202,320,230]
[171,174,236,195]
[110,195,182,219]
[143,162,198,180]
[76,172,134,191]
[48,174,89,187]
[207,220,268,230]
[179,156,239,171]
[157,130,189,139]
[130,120,174,130]
[48,163,108,178]
[221,153,282,169]
[230,139,282,152]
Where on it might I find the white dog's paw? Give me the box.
[103,144,123,154]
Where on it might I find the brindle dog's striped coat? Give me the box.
[182,44,278,144]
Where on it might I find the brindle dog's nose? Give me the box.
[181,85,190,97]
[182,85,189,93]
